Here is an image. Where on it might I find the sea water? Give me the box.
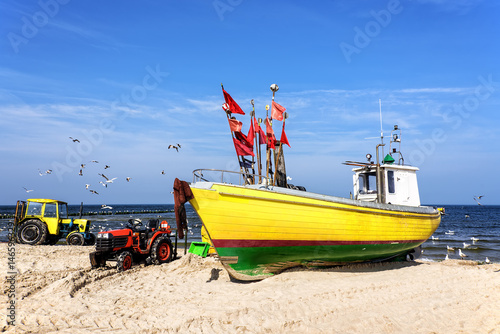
[1,204,498,263]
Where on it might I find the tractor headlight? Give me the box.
[97,233,112,239]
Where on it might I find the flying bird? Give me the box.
[45,169,52,174]
[168,144,180,152]
[69,137,80,143]
[161,170,165,175]
[458,249,467,259]
[473,195,484,205]
[85,184,90,190]
[81,164,86,169]
[101,205,113,210]
[99,181,108,188]
[126,177,131,182]
[79,169,83,176]
[23,187,33,193]
[104,165,110,169]
[90,160,99,163]
[89,190,99,195]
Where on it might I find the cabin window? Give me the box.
[44,203,57,217]
[27,202,42,216]
[59,203,68,218]
[387,170,395,194]
[359,173,377,194]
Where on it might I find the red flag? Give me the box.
[222,89,245,115]
[265,117,276,149]
[280,123,291,148]
[265,117,274,137]
[254,118,266,145]
[271,101,286,121]
[228,118,242,132]
[247,118,255,144]
[235,131,253,148]
[233,137,254,156]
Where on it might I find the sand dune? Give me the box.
[1,244,499,333]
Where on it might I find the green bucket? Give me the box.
[188,242,210,258]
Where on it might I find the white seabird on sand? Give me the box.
[485,257,490,264]
[459,249,467,259]
[445,254,449,260]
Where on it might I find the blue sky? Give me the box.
[1,0,499,205]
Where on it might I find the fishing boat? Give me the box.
[178,85,441,281]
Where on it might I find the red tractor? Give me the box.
[89,218,177,271]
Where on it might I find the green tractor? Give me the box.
[14,198,95,246]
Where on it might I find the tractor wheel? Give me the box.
[151,237,173,265]
[17,219,48,245]
[85,233,96,246]
[116,251,133,271]
[66,232,85,246]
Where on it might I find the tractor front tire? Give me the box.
[151,237,173,265]
[17,219,48,245]
[116,251,133,271]
[85,233,96,246]
[46,235,60,245]
[66,232,85,246]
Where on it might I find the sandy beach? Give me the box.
[1,244,499,334]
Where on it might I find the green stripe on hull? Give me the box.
[217,242,422,278]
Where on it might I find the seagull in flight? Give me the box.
[45,169,52,174]
[99,181,108,188]
[168,144,180,152]
[89,189,99,195]
[69,137,80,143]
[90,160,99,163]
[79,169,83,176]
[126,177,131,182]
[23,187,34,193]
[81,164,86,169]
[104,165,110,169]
[473,195,484,205]
[161,170,166,175]
[101,204,113,210]
[85,184,90,190]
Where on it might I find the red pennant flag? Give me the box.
[271,101,286,121]
[233,137,254,156]
[265,117,276,149]
[222,89,245,115]
[265,117,274,137]
[235,131,253,148]
[228,118,242,132]
[280,123,291,148]
[247,118,255,144]
[254,118,266,145]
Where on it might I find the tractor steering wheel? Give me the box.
[127,219,143,230]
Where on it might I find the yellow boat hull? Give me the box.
[190,182,441,280]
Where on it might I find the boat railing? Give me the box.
[192,169,269,186]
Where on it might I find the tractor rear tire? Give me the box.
[17,219,48,245]
[116,251,133,271]
[66,232,85,246]
[151,237,173,265]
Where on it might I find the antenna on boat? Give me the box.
[379,99,385,159]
